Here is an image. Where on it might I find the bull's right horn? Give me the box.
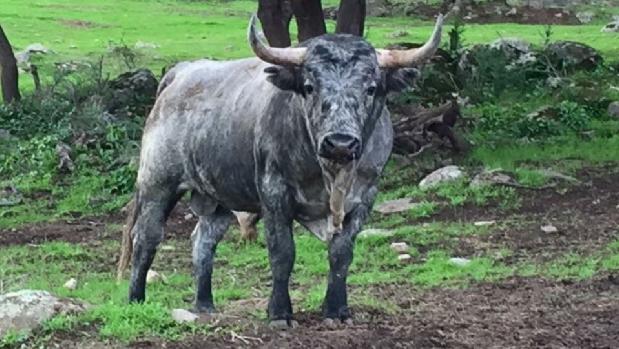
[376,14,444,68]
[247,15,307,66]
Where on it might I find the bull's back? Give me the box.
[141,58,276,212]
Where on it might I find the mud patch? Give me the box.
[59,19,107,28]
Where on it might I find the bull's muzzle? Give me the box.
[318,133,361,164]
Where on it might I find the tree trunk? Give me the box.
[0,25,20,104]
[335,0,366,37]
[258,0,294,47]
[292,0,327,43]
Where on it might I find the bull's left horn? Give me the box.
[376,14,444,68]
[247,14,307,66]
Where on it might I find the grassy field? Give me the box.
[1,0,619,348]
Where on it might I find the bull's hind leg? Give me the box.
[191,198,233,313]
[129,186,182,303]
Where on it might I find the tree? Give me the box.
[335,0,366,37]
[0,25,20,104]
[291,0,327,42]
[257,0,294,47]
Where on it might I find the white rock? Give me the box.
[449,257,471,267]
[541,224,558,233]
[601,21,619,33]
[390,242,409,254]
[0,290,87,337]
[419,166,464,190]
[24,43,48,53]
[608,101,619,118]
[474,220,496,226]
[184,213,194,221]
[358,228,395,239]
[398,254,412,263]
[63,278,77,290]
[160,245,176,251]
[374,198,420,214]
[576,11,594,24]
[171,309,198,323]
[134,41,159,49]
[146,270,166,284]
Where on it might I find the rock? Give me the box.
[390,242,409,254]
[576,11,593,24]
[184,213,194,221]
[24,43,48,54]
[546,76,564,88]
[608,102,619,118]
[490,38,531,58]
[134,41,159,49]
[474,220,496,227]
[14,51,30,65]
[419,166,464,190]
[388,30,408,39]
[63,278,77,291]
[505,7,517,16]
[601,21,619,33]
[541,224,558,233]
[0,290,87,338]
[374,198,420,214]
[146,270,166,284]
[357,228,395,239]
[171,309,198,323]
[449,257,471,267]
[545,41,603,71]
[106,69,158,116]
[160,245,176,251]
[55,142,74,172]
[398,254,412,264]
[470,170,516,188]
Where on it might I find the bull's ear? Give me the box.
[264,66,303,93]
[384,67,420,92]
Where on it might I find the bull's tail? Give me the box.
[116,192,139,281]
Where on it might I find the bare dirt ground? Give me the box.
[5,168,619,348]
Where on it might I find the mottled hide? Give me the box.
[121,15,443,326]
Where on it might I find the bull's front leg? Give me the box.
[260,174,296,328]
[323,189,376,324]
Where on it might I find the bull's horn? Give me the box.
[376,14,444,68]
[247,14,306,66]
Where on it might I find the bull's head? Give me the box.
[248,15,443,166]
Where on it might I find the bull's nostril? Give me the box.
[320,134,361,162]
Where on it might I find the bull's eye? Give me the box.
[304,83,314,94]
[367,85,377,96]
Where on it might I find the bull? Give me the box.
[118,14,443,328]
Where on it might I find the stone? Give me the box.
[541,224,558,233]
[134,41,159,49]
[24,43,48,54]
[449,257,471,267]
[358,228,395,239]
[506,7,517,16]
[546,76,564,88]
[146,270,166,284]
[106,69,158,115]
[0,290,87,337]
[398,254,412,264]
[601,21,619,33]
[171,309,198,323]
[184,213,194,221]
[390,242,409,254]
[576,11,594,24]
[608,102,619,118]
[471,170,516,188]
[374,198,420,214]
[388,30,408,39]
[474,220,496,227]
[419,166,464,190]
[545,41,603,71]
[490,38,531,57]
[14,51,30,65]
[63,278,78,291]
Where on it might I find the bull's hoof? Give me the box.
[323,318,353,328]
[269,319,298,330]
[194,303,217,314]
